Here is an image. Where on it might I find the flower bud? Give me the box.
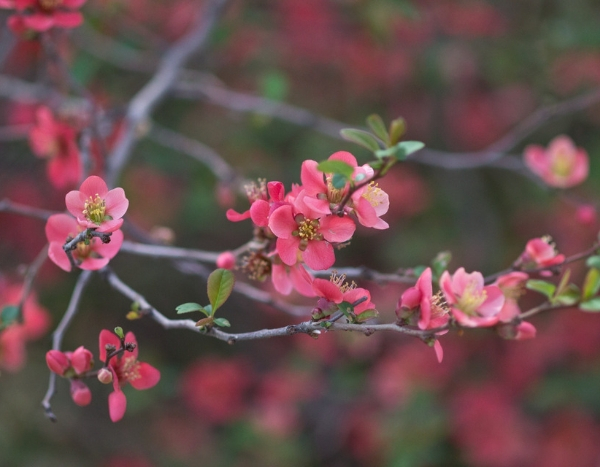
[216,251,236,270]
[70,380,92,406]
[46,350,70,376]
[69,346,94,375]
[97,367,113,384]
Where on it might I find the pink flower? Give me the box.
[2,0,86,34]
[226,180,285,225]
[517,236,565,270]
[524,135,589,188]
[311,273,376,319]
[440,267,504,327]
[269,202,356,270]
[65,175,129,233]
[301,151,390,229]
[45,213,124,271]
[396,267,450,362]
[46,346,93,377]
[29,106,82,189]
[0,282,50,372]
[271,262,315,297]
[494,272,536,341]
[99,330,160,422]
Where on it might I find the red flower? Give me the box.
[2,0,86,34]
[99,330,160,422]
[311,273,376,319]
[65,176,129,233]
[45,213,124,271]
[516,236,565,272]
[29,106,82,189]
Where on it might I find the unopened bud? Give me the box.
[97,367,113,384]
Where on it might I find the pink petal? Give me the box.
[250,199,270,226]
[70,380,92,406]
[70,346,93,375]
[124,331,139,359]
[267,181,285,201]
[433,340,444,363]
[45,213,79,243]
[329,151,358,167]
[302,240,334,270]
[452,308,499,328]
[51,11,83,29]
[129,362,160,390]
[271,264,293,295]
[343,287,373,314]
[289,264,316,297]
[276,237,300,266]
[47,146,82,189]
[439,271,456,305]
[79,256,110,271]
[46,350,70,375]
[269,205,297,239]
[312,278,343,303]
[354,196,379,228]
[22,14,55,32]
[48,242,72,272]
[319,215,355,243]
[515,321,536,340]
[65,190,86,219]
[523,145,547,177]
[478,285,505,317]
[104,187,129,219]
[99,329,120,361]
[79,175,108,198]
[300,160,326,196]
[108,389,127,422]
[94,218,124,233]
[226,208,251,222]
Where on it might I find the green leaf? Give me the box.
[176,302,205,314]
[114,327,124,339]
[340,128,381,152]
[583,268,600,300]
[316,160,355,179]
[431,251,452,277]
[395,141,425,159]
[586,255,600,270]
[388,117,406,146]
[554,269,571,298]
[260,70,289,101]
[366,114,389,142]
[580,297,600,312]
[554,284,581,305]
[213,317,231,328]
[526,279,556,298]
[207,269,235,314]
[331,173,347,189]
[355,309,379,323]
[1,305,19,328]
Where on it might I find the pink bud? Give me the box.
[216,251,236,270]
[398,286,421,311]
[46,350,70,376]
[70,380,92,406]
[97,367,113,384]
[69,346,94,375]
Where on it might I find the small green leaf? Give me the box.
[395,141,425,160]
[526,280,556,298]
[207,269,235,314]
[586,255,600,270]
[114,327,124,339]
[213,317,231,328]
[316,160,355,178]
[583,268,600,301]
[195,316,214,327]
[340,128,381,152]
[388,117,406,145]
[337,301,354,315]
[554,284,581,305]
[1,305,19,327]
[176,302,205,314]
[431,251,452,277]
[366,114,389,142]
[554,269,571,299]
[331,173,347,189]
[355,309,379,323]
[579,297,600,312]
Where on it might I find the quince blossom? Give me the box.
[516,236,565,271]
[440,268,504,328]
[2,0,86,34]
[311,273,376,319]
[301,151,390,229]
[99,330,160,422]
[524,135,589,188]
[46,346,94,407]
[45,213,124,271]
[29,106,82,189]
[396,267,450,362]
[66,175,129,233]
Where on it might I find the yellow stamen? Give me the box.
[457,281,487,316]
[83,194,106,225]
[329,271,356,293]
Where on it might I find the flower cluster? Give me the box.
[46,330,160,422]
[1,0,86,35]
[45,176,128,271]
[226,151,389,296]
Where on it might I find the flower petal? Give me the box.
[108,389,127,422]
[130,362,160,390]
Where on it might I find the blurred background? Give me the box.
[2,0,600,465]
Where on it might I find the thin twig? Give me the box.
[0,198,58,220]
[42,270,94,422]
[17,244,48,318]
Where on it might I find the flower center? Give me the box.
[76,241,91,258]
[83,194,106,225]
[362,182,383,207]
[457,281,487,316]
[326,177,346,204]
[240,251,271,281]
[38,0,63,10]
[552,150,574,177]
[122,357,141,382]
[330,271,356,293]
[244,179,267,203]
[296,217,321,241]
[431,291,450,318]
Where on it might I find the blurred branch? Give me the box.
[147,122,240,184]
[120,239,221,262]
[0,73,89,110]
[105,0,231,187]
[42,270,94,422]
[0,198,57,220]
[104,267,438,342]
[16,244,48,318]
[313,266,417,284]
